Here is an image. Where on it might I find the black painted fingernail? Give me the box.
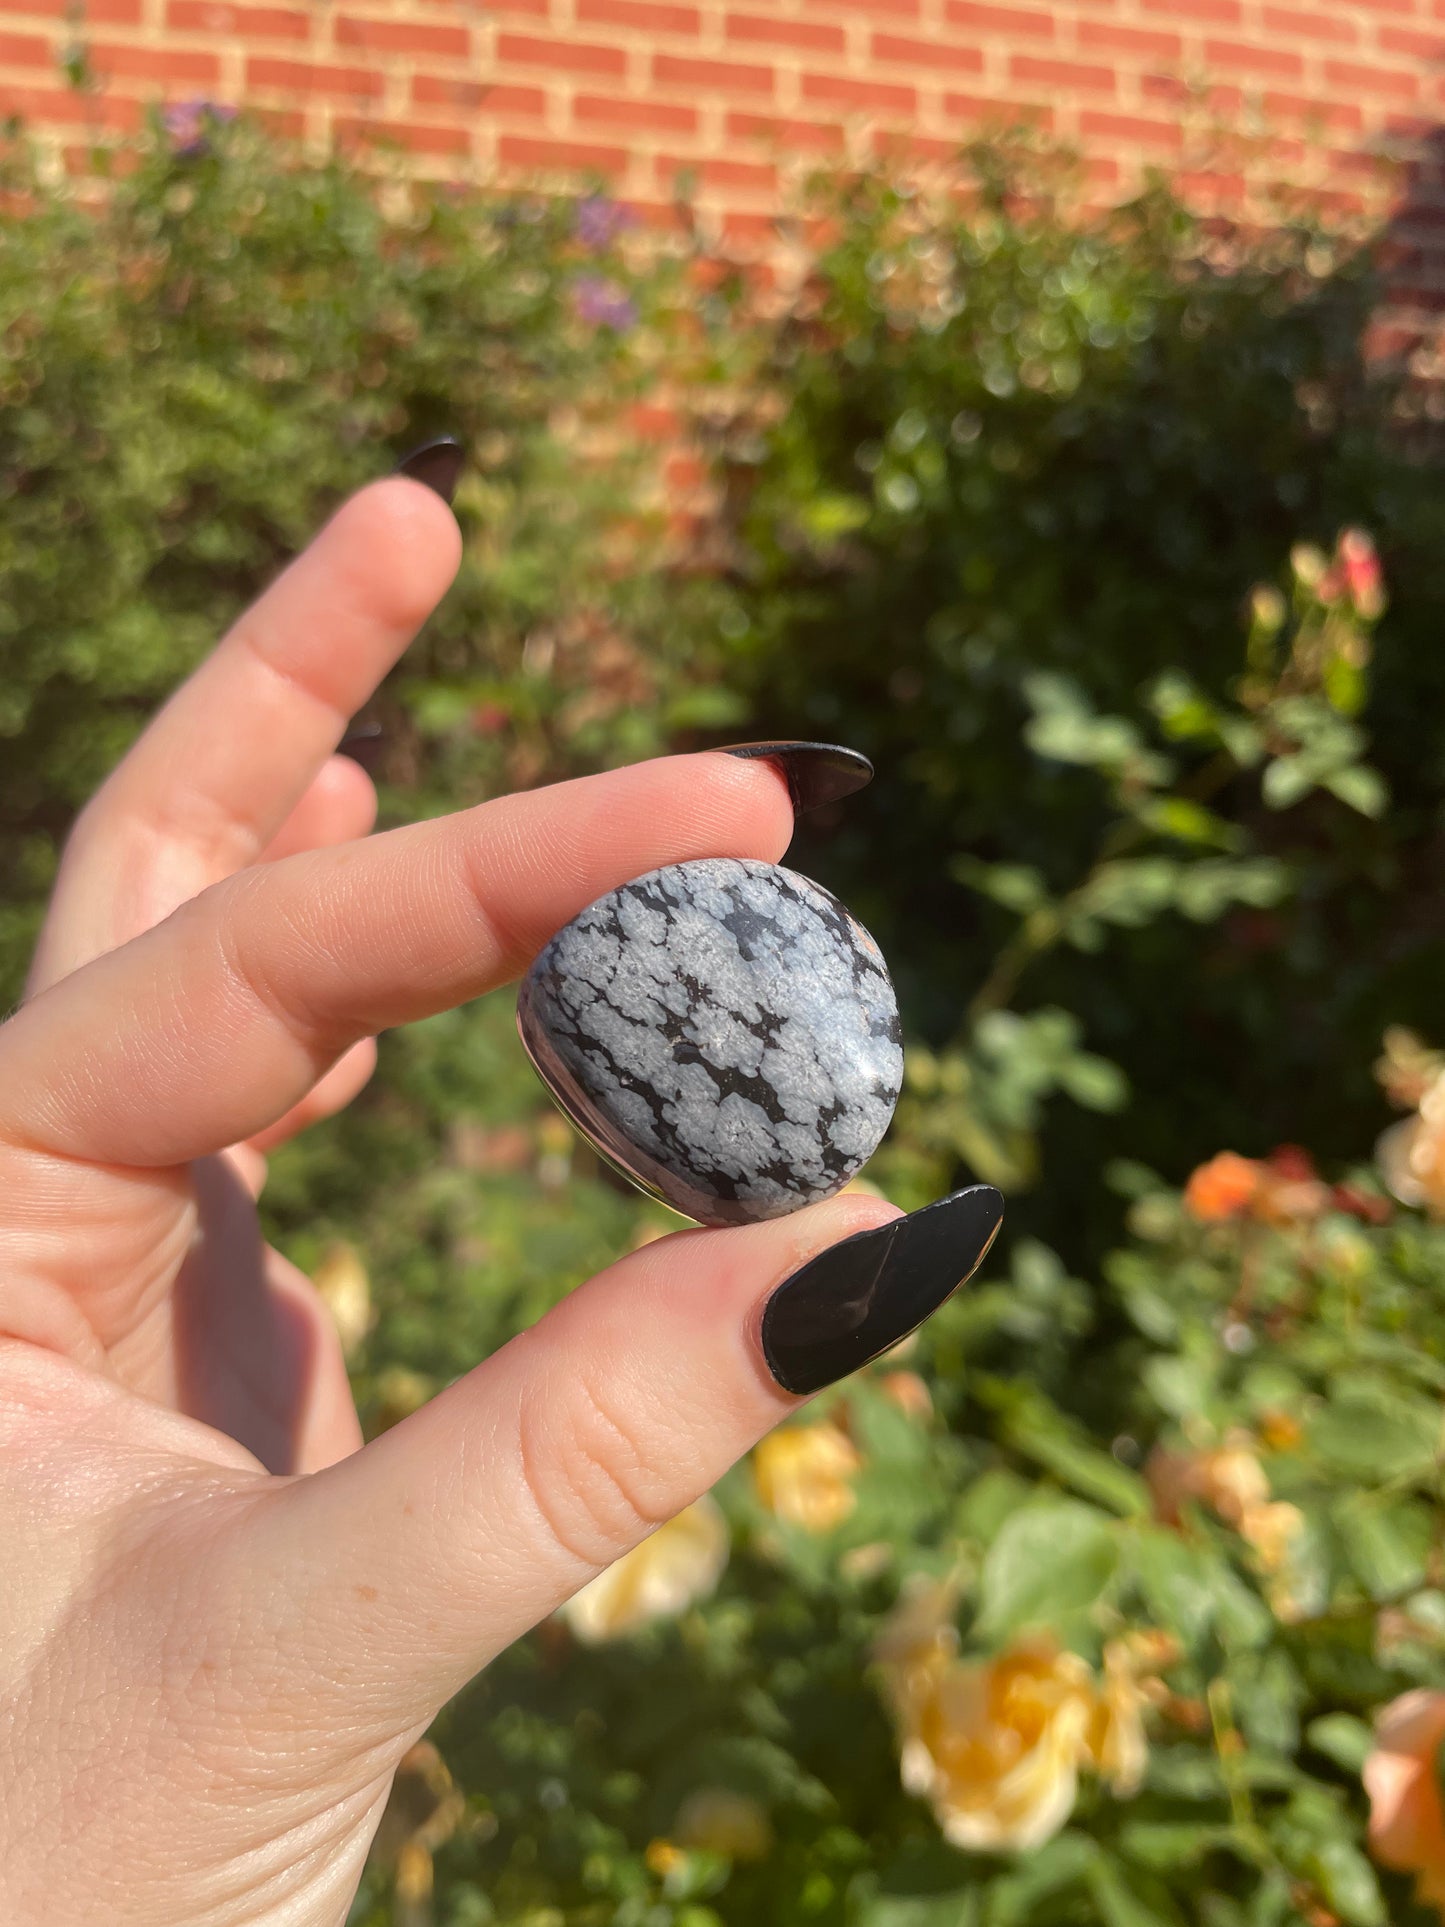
[761,1185,1004,1395]
[338,720,385,767]
[723,741,873,815]
[394,433,465,505]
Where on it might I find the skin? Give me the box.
[0,476,903,1926]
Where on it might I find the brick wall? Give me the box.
[1,0,1443,342]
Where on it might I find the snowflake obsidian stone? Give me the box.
[516,856,905,1226]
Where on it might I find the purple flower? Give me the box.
[573,275,637,331]
[574,194,631,252]
[162,98,236,157]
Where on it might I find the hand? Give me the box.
[0,470,996,1925]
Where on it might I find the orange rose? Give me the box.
[1365,1689,1445,1914]
[1183,1152,1264,1222]
[753,1420,862,1533]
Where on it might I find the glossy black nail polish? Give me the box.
[760,1185,1004,1395]
[394,433,465,506]
[337,720,385,767]
[723,741,873,815]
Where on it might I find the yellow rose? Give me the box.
[875,1595,1161,1854]
[897,1634,1097,1853]
[753,1420,862,1532]
[559,1496,728,1643]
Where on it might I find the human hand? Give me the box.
[0,462,1000,1925]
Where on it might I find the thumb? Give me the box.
[250,1184,1002,1745]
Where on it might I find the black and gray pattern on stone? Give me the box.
[516,857,904,1226]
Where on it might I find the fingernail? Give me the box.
[760,1185,1004,1395]
[338,720,385,766]
[722,741,873,815]
[394,433,465,506]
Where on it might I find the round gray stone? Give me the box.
[516,856,904,1226]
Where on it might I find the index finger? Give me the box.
[0,753,796,1169]
[28,475,461,990]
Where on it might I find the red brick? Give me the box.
[1141,71,1242,108]
[873,129,963,159]
[253,104,304,135]
[1010,52,1115,90]
[248,55,383,96]
[498,33,626,78]
[1080,107,1184,145]
[336,115,471,155]
[1141,0,1242,23]
[576,90,698,132]
[1262,88,1364,129]
[727,108,845,150]
[802,0,920,13]
[874,29,984,68]
[414,75,544,114]
[166,1,307,35]
[943,89,1054,125]
[1203,37,1304,76]
[0,0,65,18]
[720,209,776,245]
[1078,17,1182,56]
[498,132,629,173]
[800,70,917,109]
[1261,5,1357,39]
[654,51,773,93]
[91,41,221,81]
[484,0,549,10]
[727,9,844,50]
[576,0,699,30]
[335,15,468,54]
[1379,22,1445,54]
[945,0,1053,33]
[1323,56,1420,96]
[0,81,138,125]
[656,152,777,192]
[0,31,49,63]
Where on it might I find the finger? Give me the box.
[257,756,378,864]
[240,1188,1003,1746]
[0,753,794,1170]
[244,1039,378,1155]
[26,478,458,994]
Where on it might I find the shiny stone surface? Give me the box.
[517,857,904,1226]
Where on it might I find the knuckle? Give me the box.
[515,1368,670,1573]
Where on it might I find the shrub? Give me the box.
[5,116,1445,1927]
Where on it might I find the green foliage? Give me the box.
[6,117,1445,1927]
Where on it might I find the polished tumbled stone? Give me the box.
[516,857,904,1226]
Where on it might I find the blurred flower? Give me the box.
[878,1369,934,1422]
[312,1240,372,1358]
[1087,1639,1153,1798]
[470,701,509,735]
[575,194,632,251]
[573,274,637,330]
[644,1839,689,1880]
[1291,542,1329,590]
[560,1496,728,1643]
[674,1788,774,1862]
[1375,1026,1445,1111]
[371,1366,433,1433]
[162,98,236,157]
[1365,1690,1445,1915]
[874,1593,1158,1854]
[1339,527,1385,620]
[753,1420,862,1532]
[1147,1434,1304,1587]
[1182,1148,1329,1226]
[1183,1152,1263,1222]
[887,1631,1097,1853]
[1249,584,1287,634]
[1378,1059,1445,1216]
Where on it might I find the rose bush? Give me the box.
[6,110,1445,1926]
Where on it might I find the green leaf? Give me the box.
[975,1499,1118,1637]
[1305,1714,1373,1775]
[1336,1497,1432,1598]
[1310,1382,1440,1483]
[1086,1855,1181,1927]
[1308,1839,1386,1926]
[1323,764,1388,817]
